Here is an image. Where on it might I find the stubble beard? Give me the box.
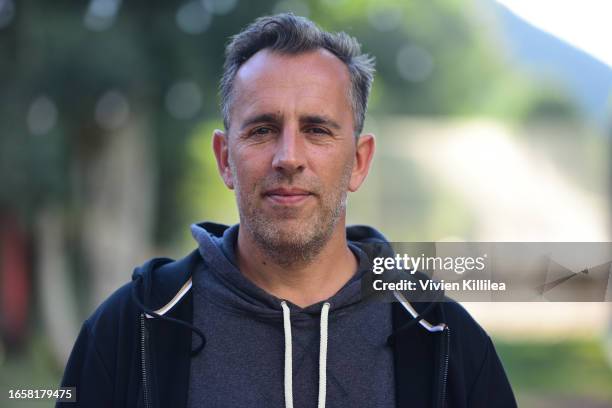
[232,162,352,268]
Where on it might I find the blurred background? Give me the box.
[0,0,610,406]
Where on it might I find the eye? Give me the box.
[250,126,274,136]
[305,127,331,135]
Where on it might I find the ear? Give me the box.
[212,129,235,190]
[348,133,375,192]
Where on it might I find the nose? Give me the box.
[271,125,306,175]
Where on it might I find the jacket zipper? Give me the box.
[436,327,450,408]
[140,313,151,408]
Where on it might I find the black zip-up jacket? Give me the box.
[58,242,517,407]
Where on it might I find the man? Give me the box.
[59,13,516,408]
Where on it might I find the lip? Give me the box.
[264,188,313,205]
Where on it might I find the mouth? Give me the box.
[263,187,314,206]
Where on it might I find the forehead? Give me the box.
[231,48,353,122]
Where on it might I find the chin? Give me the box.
[266,217,316,239]
[272,219,312,237]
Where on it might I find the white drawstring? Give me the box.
[318,302,331,408]
[281,300,331,408]
[393,290,446,332]
[281,301,294,408]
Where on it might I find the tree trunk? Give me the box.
[80,111,156,309]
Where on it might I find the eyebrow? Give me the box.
[301,114,342,130]
[240,113,282,131]
[239,112,342,131]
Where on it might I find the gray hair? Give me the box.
[220,13,376,135]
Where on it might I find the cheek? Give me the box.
[330,148,355,174]
[230,148,268,187]
[318,154,354,190]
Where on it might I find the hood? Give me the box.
[189,221,376,319]
[346,225,447,334]
[188,222,445,329]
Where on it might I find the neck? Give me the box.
[236,218,358,308]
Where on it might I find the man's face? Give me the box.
[214,48,374,262]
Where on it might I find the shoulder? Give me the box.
[439,300,502,381]
[86,281,138,337]
[60,249,203,406]
[440,301,516,406]
[440,300,488,343]
[87,249,202,338]
[440,300,492,356]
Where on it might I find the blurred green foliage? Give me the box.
[496,337,612,403]
[0,0,577,245]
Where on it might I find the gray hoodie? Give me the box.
[188,222,395,408]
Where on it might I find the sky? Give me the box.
[496,0,612,68]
